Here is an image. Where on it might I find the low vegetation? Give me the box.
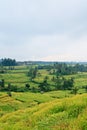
[0,93,87,130]
[0,59,87,129]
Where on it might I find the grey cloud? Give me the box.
[0,0,87,35]
[0,0,87,61]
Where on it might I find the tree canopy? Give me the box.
[0,58,17,66]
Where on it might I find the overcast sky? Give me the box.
[0,0,87,61]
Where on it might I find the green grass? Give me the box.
[0,93,87,130]
[0,65,87,90]
[0,90,74,119]
[65,72,87,87]
[0,65,87,129]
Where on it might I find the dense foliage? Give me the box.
[51,63,87,75]
[0,58,17,66]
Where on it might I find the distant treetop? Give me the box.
[0,58,17,66]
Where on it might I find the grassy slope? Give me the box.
[0,66,87,129]
[0,91,71,116]
[0,93,87,130]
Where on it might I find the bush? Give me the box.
[7,91,12,97]
[25,83,30,90]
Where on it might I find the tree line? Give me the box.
[38,63,87,75]
[0,58,17,66]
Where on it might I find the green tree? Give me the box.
[55,76,63,90]
[0,79,5,90]
[1,58,17,66]
[1,79,5,88]
[84,85,87,92]
[39,76,50,92]
[28,67,38,81]
[72,86,78,95]
[62,77,74,90]
[7,83,12,96]
[25,83,30,90]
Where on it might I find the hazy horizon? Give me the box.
[0,0,87,62]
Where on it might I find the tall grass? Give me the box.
[0,93,87,130]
